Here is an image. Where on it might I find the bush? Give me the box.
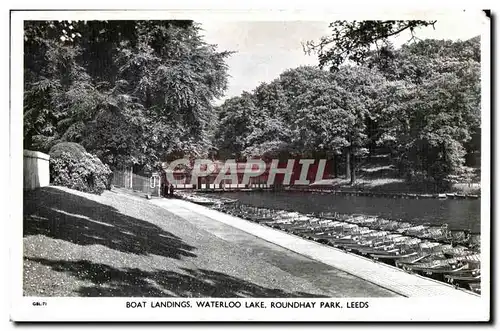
[49,143,112,195]
[49,142,87,159]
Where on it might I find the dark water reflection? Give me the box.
[216,192,481,233]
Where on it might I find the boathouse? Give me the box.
[161,159,334,190]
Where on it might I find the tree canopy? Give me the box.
[304,20,437,70]
[24,20,480,189]
[24,20,232,170]
[215,36,480,188]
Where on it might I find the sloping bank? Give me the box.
[24,186,397,297]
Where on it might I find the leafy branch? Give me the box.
[303,20,436,70]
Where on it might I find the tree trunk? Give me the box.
[346,149,351,182]
[350,152,356,185]
[332,154,338,178]
[129,167,133,189]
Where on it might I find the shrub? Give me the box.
[49,143,112,195]
[49,142,87,159]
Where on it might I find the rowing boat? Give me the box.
[444,274,481,282]
[469,283,481,294]
[371,251,419,260]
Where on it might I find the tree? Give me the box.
[215,80,293,160]
[392,70,480,187]
[214,93,259,159]
[367,37,481,84]
[215,35,480,189]
[304,20,436,70]
[24,21,100,151]
[373,38,481,187]
[215,65,387,184]
[244,80,292,158]
[277,67,348,160]
[91,21,231,168]
[24,20,232,171]
[326,66,388,183]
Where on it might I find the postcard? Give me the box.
[10,7,491,322]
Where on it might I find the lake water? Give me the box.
[215,191,482,233]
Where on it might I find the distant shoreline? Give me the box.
[175,186,481,200]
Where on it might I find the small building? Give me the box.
[160,159,333,191]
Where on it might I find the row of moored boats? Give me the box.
[175,192,238,206]
[210,203,481,295]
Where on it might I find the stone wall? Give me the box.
[24,150,50,190]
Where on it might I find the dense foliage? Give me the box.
[49,142,112,194]
[24,20,232,171]
[25,20,480,191]
[215,37,481,189]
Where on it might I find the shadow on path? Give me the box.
[24,187,196,259]
[26,257,326,298]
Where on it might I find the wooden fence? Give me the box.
[111,169,161,196]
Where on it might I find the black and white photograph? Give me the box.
[9,7,491,322]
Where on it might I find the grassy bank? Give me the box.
[311,178,480,195]
[312,156,480,195]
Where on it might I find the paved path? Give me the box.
[149,198,397,297]
[151,198,479,299]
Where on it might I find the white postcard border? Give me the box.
[9,8,491,322]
